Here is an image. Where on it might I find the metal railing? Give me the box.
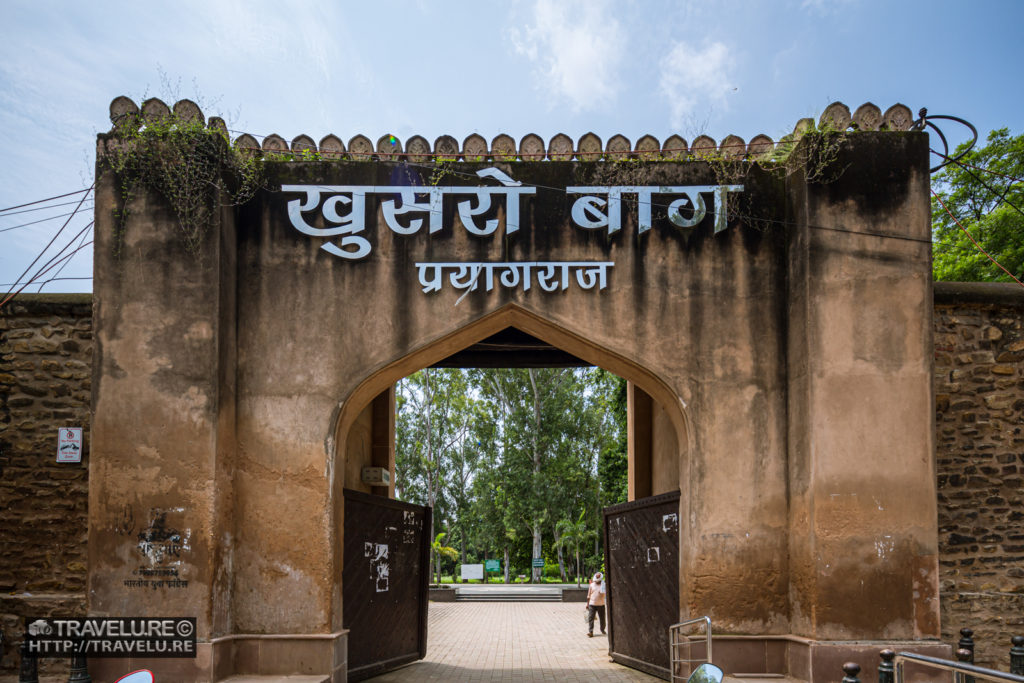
[895,652,1024,683]
[670,616,712,682]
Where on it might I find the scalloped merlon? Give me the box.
[606,134,631,160]
[662,135,688,160]
[207,117,228,138]
[233,134,260,153]
[820,102,851,131]
[747,134,774,157]
[492,134,517,162]
[635,135,660,161]
[292,135,316,153]
[434,135,460,160]
[520,134,545,160]
[319,134,346,158]
[262,134,288,152]
[173,99,203,125]
[405,135,431,161]
[109,96,139,126]
[548,133,574,161]
[792,118,815,137]
[852,103,882,131]
[348,135,373,160]
[141,98,170,122]
[577,133,602,162]
[377,134,403,159]
[720,134,745,159]
[690,135,716,158]
[883,104,914,131]
[463,134,488,161]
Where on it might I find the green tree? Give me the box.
[395,368,475,547]
[932,128,1024,283]
[555,510,599,586]
[596,370,628,508]
[430,532,458,585]
[397,365,628,584]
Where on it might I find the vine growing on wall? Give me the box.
[102,113,266,256]
[704,123,851,231]
[714,122,849,185]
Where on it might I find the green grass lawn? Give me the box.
[434,575,587,584]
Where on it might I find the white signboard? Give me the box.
[57,427,82,463]
[460,563,484,581]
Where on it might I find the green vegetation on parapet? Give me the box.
[102,113,265,256]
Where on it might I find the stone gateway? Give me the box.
[13,97,1017,681]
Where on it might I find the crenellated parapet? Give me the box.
[103,97,916,162]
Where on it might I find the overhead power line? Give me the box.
[0,197,100,217]
[0,184,94,308]
[931,148,1024,185]
[0,187,93,214]
[0,205,95,233]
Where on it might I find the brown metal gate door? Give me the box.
[343,489,431,681]
[604,490,681,681]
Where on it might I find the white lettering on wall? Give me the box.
[282,167,536,260]
[281,171,742,295]
[415,261,612,295]
[566,184,743,235]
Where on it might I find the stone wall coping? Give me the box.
[934,281,1024,307]
[1,293,93,313]
[5,293,92,304]
[102,97,916,162]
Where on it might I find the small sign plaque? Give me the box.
[361,467,391,486]
[460,564,484,581]
[484,559,500,572]
[57,428,82,463]
[531,558,544,568]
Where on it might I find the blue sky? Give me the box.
[2,0,1022,293]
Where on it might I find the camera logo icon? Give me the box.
[27,619,53,636]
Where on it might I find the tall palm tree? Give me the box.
[430,532,459,585]
[555,511,597,587]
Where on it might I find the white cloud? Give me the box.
[800,0,856,15]
[659,40,735,130]
[509,0,624,112]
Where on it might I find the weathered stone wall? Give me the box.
[0,293,92,674]
[934,282,1024,667]
[2,280,1022,675]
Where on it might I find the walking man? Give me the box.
[586,571,606,637]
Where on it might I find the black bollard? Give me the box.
[67,654,91,683]
[877,649,895,683]
[842,662,861,683]
[959,628,975,661]
[18,641,39,683]
[956,648,975,683]
[1010,636,1024,676]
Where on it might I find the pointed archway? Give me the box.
[327,304,691,677]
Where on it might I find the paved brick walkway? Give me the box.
[368,602,661,682]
